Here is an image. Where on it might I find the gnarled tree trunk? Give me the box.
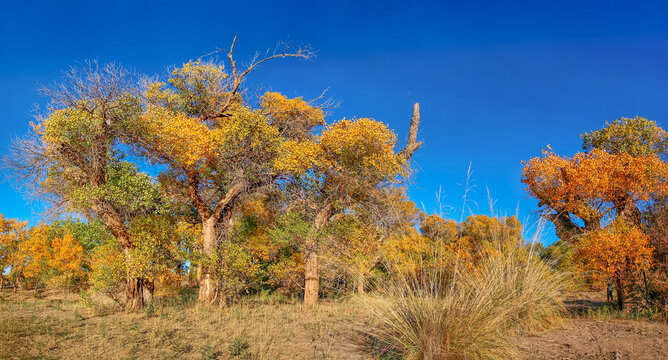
[615,197,642,227]
[122,246,154,310]
[127,277,153,310]
[542,211,585,243]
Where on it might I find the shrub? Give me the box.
[360,246,566,360]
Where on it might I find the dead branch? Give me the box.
[201,37,315,121]
[399,103,423,161]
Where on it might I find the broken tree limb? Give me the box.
[399,102,423,161]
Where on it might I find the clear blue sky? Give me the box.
[1,1,666,243]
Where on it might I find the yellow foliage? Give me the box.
[381,227,430,275]
[320,118,402,179]
[261,92,325,137]
[273,139,322,174]
[141,105,223,168]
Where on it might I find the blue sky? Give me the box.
[1,1,666,243]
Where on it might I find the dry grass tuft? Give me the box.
[359,247,566,360]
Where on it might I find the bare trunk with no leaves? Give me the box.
[198,217,219,305]
[302,205,333,306]
[303,247,319,306]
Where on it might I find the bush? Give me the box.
[360,246,566,360]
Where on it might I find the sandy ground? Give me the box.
[517,290,668,360]
[517,318,668,360]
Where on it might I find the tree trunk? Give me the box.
[303,248,319,306]
[616,277,625,311]
[198,217,219,305]
[302,205,332,306]
[356,274,365,294]
[144,279,154,304]
[122,246,154,310]
[542,212,584,243]
[127,277,147,310]
[0,276,3,292]
[615,197,642,227]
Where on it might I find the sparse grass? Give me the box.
[358,247,567,360]
[584,303,665,322]
[0,290,367,360]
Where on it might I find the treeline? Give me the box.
[0,203,528,304]
[0,40,536,309]
[1,39,667,316]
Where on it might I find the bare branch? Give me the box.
[39,60,136,114]
[399,102,423,161]
[2,132,50,198]
[201,39,315,121]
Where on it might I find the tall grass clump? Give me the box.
[360,245,566,360]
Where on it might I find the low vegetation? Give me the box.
[360,244,566,360]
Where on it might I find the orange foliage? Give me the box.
[16,224,84,286]
[522,148,668,224]
[0,215,28,282]
[49,233,85,279]
[575,220,653,283]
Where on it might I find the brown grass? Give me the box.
[0,290,368,360]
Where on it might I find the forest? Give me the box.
[1,40,667,360]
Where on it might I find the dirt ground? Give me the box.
[517,319,668,360]
[517,290,668,360]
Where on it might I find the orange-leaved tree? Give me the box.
[575,219,653,310]
[9,224,85,289]
[0,214,27,290]
[522,117,668,310]
[522,147,668,242]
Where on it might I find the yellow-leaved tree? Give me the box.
[0,214,27,290]
[274,104,422,305]
[123,40,321,305]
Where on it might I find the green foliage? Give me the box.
[49,218,113,254]
[89,239,126,294]
[268,212,312,248]
[104,159,167,215]
[581,116,668,156]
